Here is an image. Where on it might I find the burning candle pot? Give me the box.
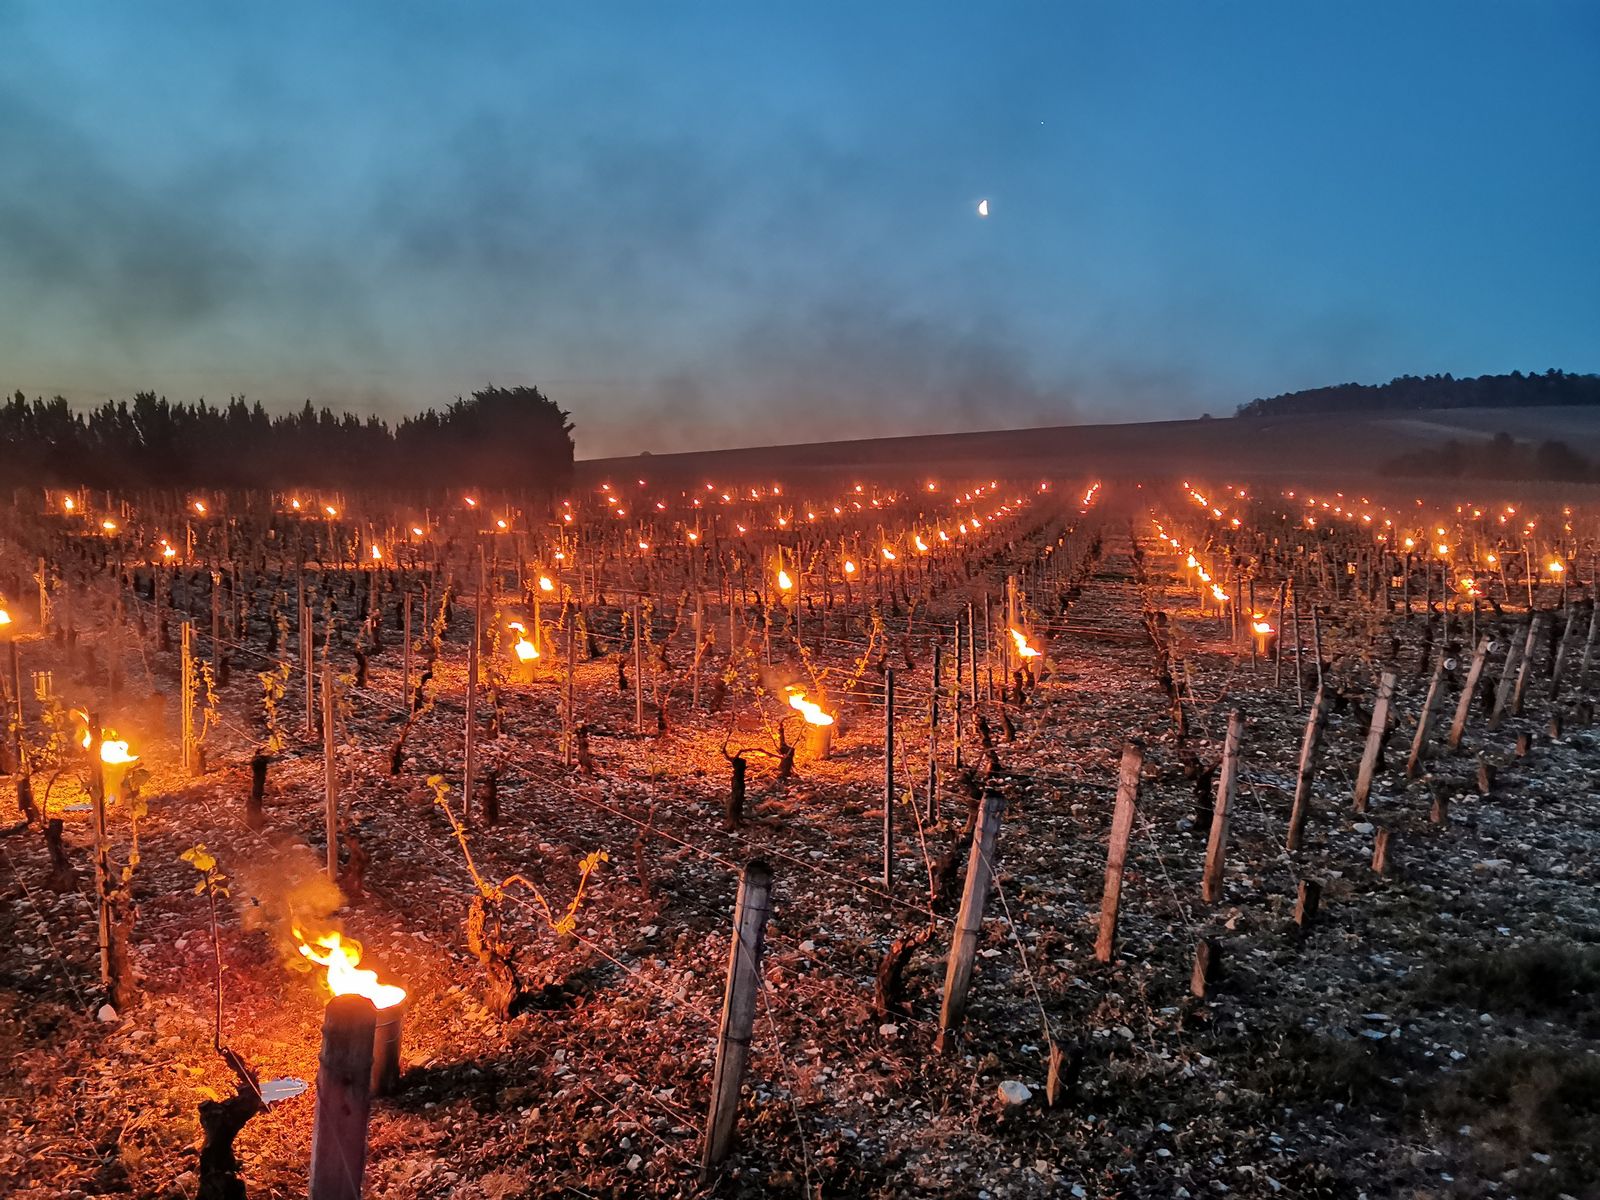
[785,687,835,757]
[297,930,408,1095]
[1250,613,1278,658]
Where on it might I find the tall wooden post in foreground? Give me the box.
[309,994,377,1200]
[936,789,1006,1052]
[701,861,774,1179]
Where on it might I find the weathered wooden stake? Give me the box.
[1405,653,1447,779]
[1285,687,1328,852]
[308,994,377,1200]
[1447,637,1491,749]
[1190,937,1221,999]
[1293,879,1321,928]
[883,668,896,888]
[1201,710,1242,904]
[1094,741,1143,962]
[936,789,1006,1052]
[1352,670,1396,811]
[700,860,774,1179]
[1371,827,1392,875]
[323,656,338,882]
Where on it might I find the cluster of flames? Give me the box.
[1188,480,1577,582]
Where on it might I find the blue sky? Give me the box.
[2,1,1596,456]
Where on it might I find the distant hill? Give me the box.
[1236,369,1600,419]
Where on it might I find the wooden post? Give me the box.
[1201,710,1242,904]
[1094,741,1143,962]
[465,560,481,823]
[883,668,895,889]
[1371,827,1392,875]
[563,611,575,767]
[180,621,194,774]
[1549,605,1576,701]
[308,994,377,1200]
[700,860,774,1179]
[927,643,940,823]
[1190,937,1221,999]
[323,656,338,882]
[1447,637,1491,750]
[1285,686,1328,852]
[935,789,1005,1052]
[1352,670,1397,812]
[1405,653,1447,779]
[302,600,315,740]
[1489,625,1526,730]
[1293,879,1321,928]
[633,600,644,735]
[402,591,412,705]
[1577,599,1600,690]
[1510,613,1543,717]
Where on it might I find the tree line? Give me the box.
[0,385,575,491]
[1236,368,1600,418]
[1384,431,1596,482]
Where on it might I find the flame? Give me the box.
[1251,614,1274,636]
[369,545,382,561]
[63,497,76,512]
[786,688,834,726]
[162,545,177,559]
[1549,560,1566,574]
[777,569,794,591]
[881,546,897,562]
[538,575,555,592]
[514,637,539,662]
[193,501,207,516]
[1210,583,1230,604]
[914,535,929,553]
[101,738,137,765]
[296,931,406,1009]
[1008,629,1041,659]
[843,559,857,575]
[465,496,478,508]
[101,519,119,533]
[0,608,11,627]
[324,505,338,518]
[291,498,302,510]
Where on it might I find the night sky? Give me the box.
[2,2,1596,457]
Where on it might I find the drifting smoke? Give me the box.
[231,837,345,972]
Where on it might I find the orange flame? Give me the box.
[786,688,834,726]
[297,931,406,1009]
[1008,629,1040,659]
[777,569,794,591]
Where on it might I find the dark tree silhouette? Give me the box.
[1236,369,1600,418]
[0,385,575,491]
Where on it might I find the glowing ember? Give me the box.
[786,688,834,726]
[297,931,406,1009]
[1008,628,1041,659]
